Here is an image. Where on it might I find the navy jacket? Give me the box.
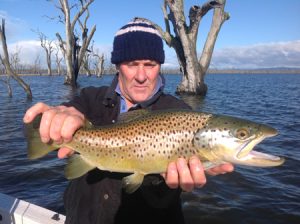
[63,75,190,224]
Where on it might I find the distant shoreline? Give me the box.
[162,68,300,75]
[1,68,300,77]
[207,68,300,74]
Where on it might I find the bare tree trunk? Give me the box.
[0,19,32,99]
[56,55,63,76]
[0,65,12,97]
[33,54,41,75]
[54,0,96,87]
[36,31,54,76]
[82,53,92,76]
[138,0,229,95]
[95,54,104,77]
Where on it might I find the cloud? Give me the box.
[210,40,300,69]
[8,40,44,65]
[3,40,65,67]
[2,38,300,70]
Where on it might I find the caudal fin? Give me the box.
[24,114,57,159]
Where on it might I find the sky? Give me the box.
[1,0,300,69]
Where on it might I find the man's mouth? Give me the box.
[134,85,148,90]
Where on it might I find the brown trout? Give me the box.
[26,110,284,193]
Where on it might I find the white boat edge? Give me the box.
[0,192,66,224]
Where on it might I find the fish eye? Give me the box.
[235,128,250,140]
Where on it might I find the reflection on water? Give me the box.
[0,74,299,224]
[179,95,206,111]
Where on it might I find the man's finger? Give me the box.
[61,115,85,142]
[58,147,74,159]
[188,156,206,188]
[206,163,234,176]
[165,162,178,189]
[23,102,51,123]
[176,158,194,192]
[39,109,57,143]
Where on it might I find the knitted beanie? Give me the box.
[111,18,165,64]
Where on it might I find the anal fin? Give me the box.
[202,161,226,170]
[122,172,145,194]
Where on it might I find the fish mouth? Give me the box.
[235,128,285,167]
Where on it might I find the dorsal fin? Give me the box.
[117,109,151,123]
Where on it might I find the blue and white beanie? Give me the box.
[111,18,165,64]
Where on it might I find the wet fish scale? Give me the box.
[67,111,211,173]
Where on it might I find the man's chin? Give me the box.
[132,94,151,104]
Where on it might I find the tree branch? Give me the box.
[199,0,229,72]
[188,0,223,38]
[71,0,94,31]
[56,32,66,57]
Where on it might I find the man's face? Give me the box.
[118,60,161,107]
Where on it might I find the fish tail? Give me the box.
[24,114,57,159]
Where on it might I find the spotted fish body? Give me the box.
[26,110,284,193]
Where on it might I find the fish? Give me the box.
[25,109,285,193]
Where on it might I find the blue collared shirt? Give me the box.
[115,75,164,113]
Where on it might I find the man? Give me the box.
[23,18,233,224]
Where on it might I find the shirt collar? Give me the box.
[102,73,165,112]
[115,75,164,113]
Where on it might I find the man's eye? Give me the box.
[145,63,156,68]
[127,63,137,67]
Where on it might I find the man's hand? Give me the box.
[162,156,234,192]
[23,102,85,158]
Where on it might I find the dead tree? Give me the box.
[53,0,96,87]
[10,45,22,73]
[139,0,229,95]
[82,50,92,76]
[54,42,63,75]
[33,54,42,75]
[35,30,54,76]
[0,19,32,99]
[94,53,104,77]
[88,42,104,77]
[0,58,12,97]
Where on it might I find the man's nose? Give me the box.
[135,65,147,82]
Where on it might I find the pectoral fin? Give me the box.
[202,161,226,170]
[65,154,96,179]
[122,172,145,194]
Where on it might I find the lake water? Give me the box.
[0,74,299,224]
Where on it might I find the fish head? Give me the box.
[194,115,285,167]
